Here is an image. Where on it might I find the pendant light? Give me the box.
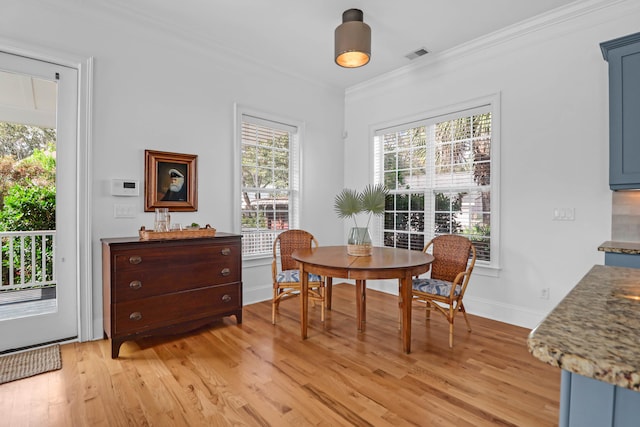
[334,9,371,68]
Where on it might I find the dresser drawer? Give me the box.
[112,244,240,301]
[112,282,241,335]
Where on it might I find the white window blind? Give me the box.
[374,101,497,265]
[239,112,300,257]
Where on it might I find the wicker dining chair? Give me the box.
[411,234,476,348]
[272,229,325,324]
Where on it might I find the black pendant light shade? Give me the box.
[335,9,371,68]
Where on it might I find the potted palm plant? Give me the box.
[334,183,388,256]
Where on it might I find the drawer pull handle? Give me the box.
[129,280,142,290]
[222,294,232,303]
[129,256,142,265]
[129,312,142,321]
[221,248,231,256]
[221,268,231,276]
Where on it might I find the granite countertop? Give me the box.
[598,240,640,255]
[527,264,640,391]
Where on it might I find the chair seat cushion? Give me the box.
[412,278,461,297]
[276,270,322,284]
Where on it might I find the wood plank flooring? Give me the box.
[0,283,560,426]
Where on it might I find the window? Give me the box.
[236,108,300,257]
[374,97,499,267]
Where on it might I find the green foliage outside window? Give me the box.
[0,184,56,232]
[0,123,57,287]
[434,192,464,235]
[380,111,492,262]
[0,122,55,160]
[1,122,56,210]
[241,123,291,232]
[0,183,56,287]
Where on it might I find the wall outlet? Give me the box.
[540,288,550,300]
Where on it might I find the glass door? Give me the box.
[0,51,78,352]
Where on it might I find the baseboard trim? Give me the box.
[243,280,548,330]
[364,280,546,330]
[243,286,272,306]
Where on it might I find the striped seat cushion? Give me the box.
[412,278,461,297]
[276,270,322,283]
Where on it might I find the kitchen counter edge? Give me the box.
[527,264,640,391]
[598,240,640,255]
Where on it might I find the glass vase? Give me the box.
[154,208,170,232]
[347,227,372,256]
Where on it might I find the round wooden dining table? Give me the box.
[292,245,434,353]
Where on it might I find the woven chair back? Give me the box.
[276,229,317,271]
[430,235,472,283]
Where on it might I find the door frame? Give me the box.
[0,37,94,342]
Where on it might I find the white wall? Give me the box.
[344,1,640,328]
[3,0,639,339]
[0,0,345,339]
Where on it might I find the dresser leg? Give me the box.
[111,339,124,359]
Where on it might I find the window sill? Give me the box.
[473,264,501,278]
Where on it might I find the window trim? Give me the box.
[234,104,303,260]
[369,93,501,273]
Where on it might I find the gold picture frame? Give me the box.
[144,150,198,212]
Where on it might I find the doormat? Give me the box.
[0,345,61,384]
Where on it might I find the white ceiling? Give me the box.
[104,0,581,90]
[1,0,584,128]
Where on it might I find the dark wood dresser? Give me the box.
[101,233,242,358]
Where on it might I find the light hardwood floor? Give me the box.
[0,283,560,426]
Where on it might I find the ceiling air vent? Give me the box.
[405,48,429,60]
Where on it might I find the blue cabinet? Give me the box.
[598,241,640,268]
[604,252,640,268]
[601,32,640,190]
[560,371,640,427]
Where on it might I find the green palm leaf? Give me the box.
[360,184,388,216]
[334,188,362,219]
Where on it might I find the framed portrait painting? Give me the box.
[144,150,198,212]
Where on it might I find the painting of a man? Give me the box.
[162,168,187,201]
[145,150,197,212]
[157,162,188,202]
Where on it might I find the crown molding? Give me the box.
[600,31,640,61]
[346,0,631,96]
[73,0,341,93]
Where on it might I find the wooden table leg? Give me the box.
[300,265,309,339]
[325,277,333,310]
[401,273,412,353]
[362,280,366,324]
[356,279,366,331]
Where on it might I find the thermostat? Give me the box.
[111,179,139,196]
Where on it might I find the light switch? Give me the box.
[114,204,136,218]
[553,208,575,221]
